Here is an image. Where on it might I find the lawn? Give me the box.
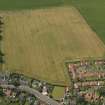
[2,6,105,86]
[0,97,19,105]
[52,86,65,100]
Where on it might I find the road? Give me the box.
[19,85,61,105]
[0,84,61,105]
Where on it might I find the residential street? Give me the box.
[0,84,61,105]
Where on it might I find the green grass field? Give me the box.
[52,86,65,100]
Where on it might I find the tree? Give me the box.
[0,87,4,96]
[0,50,4,56]
[97,87,105,97]
[0,35,3,40]
[10,73,20,86]
[0,56,4,63]
[76,95,88,105]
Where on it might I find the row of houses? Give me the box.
[0,72,51,105]
[74,81,105,89]
[0,72,54,96]
[68,59,105,82]
[68,59,105,104]
[0,71,77,105]
[78,91,104,103]
[0,86,48,105]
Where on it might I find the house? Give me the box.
[42,86,48,96]
[0,72,9,84]
[4,88,12,97]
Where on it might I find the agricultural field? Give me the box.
[71,0,105,44]
[0,0,105,44]
[1,6,105,85]
[0,0,65,10]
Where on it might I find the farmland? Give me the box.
[0,0,105,44]
[71,0,105,44]
[0,0,64,10]
[1,6,105,85]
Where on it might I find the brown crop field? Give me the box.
[1,6,105,85]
